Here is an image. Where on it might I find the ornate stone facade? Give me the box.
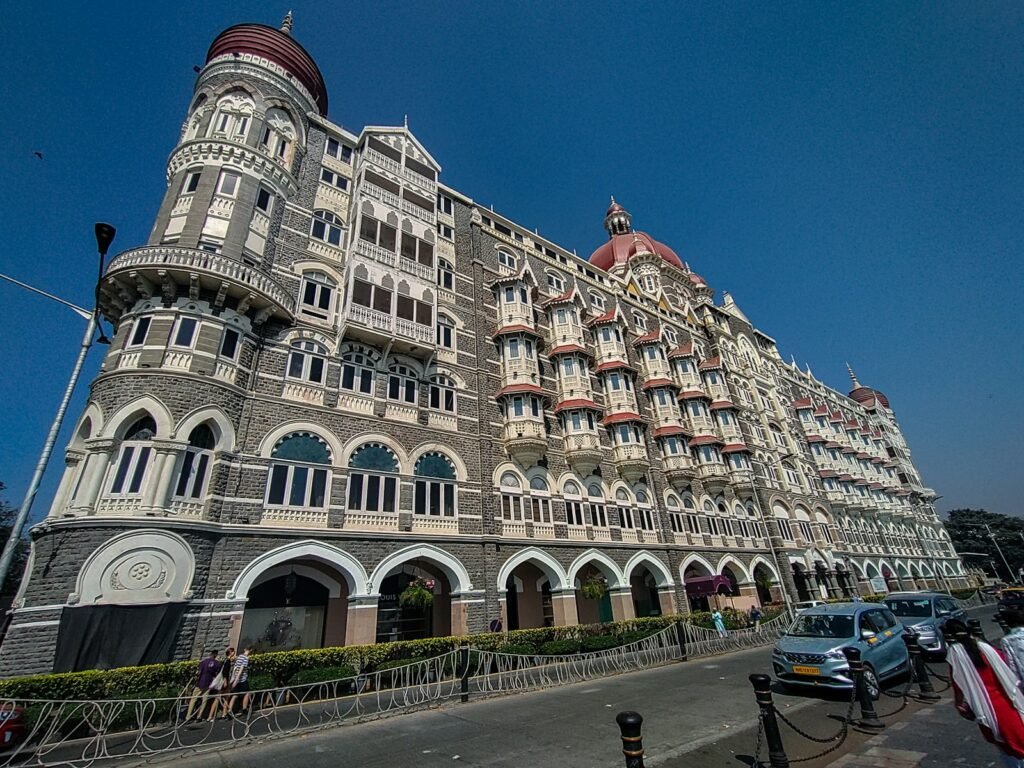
[0,17,966,676]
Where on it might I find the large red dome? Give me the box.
[207,24,328,114]
[589,232,683,271]
[849,387,890,409]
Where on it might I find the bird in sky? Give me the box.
[32,151,43,160]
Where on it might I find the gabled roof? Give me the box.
[668,343,695,359]
[493,324,541,337]
[602,412,645,426]
[360,125,441,171]
[653,425,691,438]
[698,357,723,371]
[548,343,590,357]
[792,398,814,409]
[721,443,751,454]
[632,327,662,345]
[594,360,635,374]
[641,377,676,390]
[553,398,601,413]
[495,383,546,398]
[689,435,725,447]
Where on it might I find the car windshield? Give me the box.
[885,599,932,618]
[787,614,855,639]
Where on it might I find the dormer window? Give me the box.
[547,272,565,292]
[634,314,647,331]
[498,250,517,270]
[590,293,606,311]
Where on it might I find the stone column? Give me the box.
[143,440,186,515]
[50,449,85,517]
[657,588,677,616]
[550,589,579,627]
[70,439,115,514]
[345,595,380,646]
[450,590,486,636]
[609,588,636,621]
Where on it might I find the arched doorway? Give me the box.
[505,562,554,630]
[683,560,719,612]
[792,562,814,601]
[238,562,351,652]
[753,563,777,605]
[575,563,614,624]
[881,563,899,592]
[629,566,661,618]
[375,559,453,642]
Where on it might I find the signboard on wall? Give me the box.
[869,576,888,594]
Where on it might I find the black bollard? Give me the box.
[902,633,940,702]
[616,711,645,768]
[996,614,1010,637]
[459,643,470,703]
[842,647,885,731]
[968,618,987,642]
[749,674,790,768]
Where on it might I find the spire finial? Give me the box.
[281,10,293,34]
[610,195,616,204]
[404,113,409,129]
[846,362,860,388]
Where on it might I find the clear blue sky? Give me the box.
[1,2,1021,521]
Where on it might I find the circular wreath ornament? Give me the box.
[580,574,608,601]
[399,578,436,609]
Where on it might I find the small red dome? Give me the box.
[207,24,328,114]
[849,387,890,409]
[606,200,626,216]
[589,232,683,271]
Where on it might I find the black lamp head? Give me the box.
[94,223,117,257]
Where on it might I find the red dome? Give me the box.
[206,24,328,114]
[589,232,683,271]
[849,387,890,409]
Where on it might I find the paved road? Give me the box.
[118,604,999,768]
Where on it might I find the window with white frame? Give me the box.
[127,316,152,348]
[216,170,240,197]
[664,327,677,345]
[287,340,327,384]
[183,169,202,194]
[429,374,456,412]
[529,476,551,523]
[414,452,457,517]
[320,168,349,190]
[587,484,608,527]
[219,327,241,360]
[633,313,647,331]
[783,463,801,488]
[171,316,199,348]
[437,194,454,216]
[299,270,336,320]
[401,232,434,267]
[325,137,352,163]
[347,443,399,514]
[387,363,418,404]
[311,210,344,247]
[600,325,622,343]
[107,416,157,497]
[563,481,585,526]
[341,347,375,395]
[437,258,454,290]
[661,435,688,456]
[358,215,398,252]
[437,313,456,349]
[547,272,565,292]
[506,394,542,419]
[260,108,295,162]
[500,472,524,521]
[590,293,605,311]
[351,278,392,314]
[497,250,517,270]
[174,423,215,501]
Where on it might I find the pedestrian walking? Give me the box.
[946,619,1024,767]
[185,650,222,722]
[208,647,236,721]
[749,605,763,632]
[223,645,254,719]
[711,609,728,638]
[1000,608,1024,695]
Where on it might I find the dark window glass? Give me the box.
[359,217,377,243]
[220,328,240,359]
[256,188,272,212]
[128,447,151,493]
[397,295,415,321]
[110,446,135,494]
[175,451,196,497]
[415,301,432,326]
[379,223,397,252]
[310,468,327,507]
[289,466,308,507]
[352,279,373,308]
[174,318,198,347]
[372,286,391,313]
[401,233,417,261]
[129,317,151,347]
[268,465,288,505]
[347,473,363,509]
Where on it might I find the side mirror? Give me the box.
[860,629,877,642]
[937,609,951,617]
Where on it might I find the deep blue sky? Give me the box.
[1,2,1021,521]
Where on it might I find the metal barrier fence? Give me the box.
[0,612,795,768]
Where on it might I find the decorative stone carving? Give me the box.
[69,530,194,606]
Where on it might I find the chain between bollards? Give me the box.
[842,646,885,731]
[902,632,940,702]
[616,711,645,768]
[749,673,790,768]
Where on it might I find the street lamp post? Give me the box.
[0,224,116,595]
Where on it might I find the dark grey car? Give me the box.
[882,592,966,658]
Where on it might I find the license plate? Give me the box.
[792,665,820,676]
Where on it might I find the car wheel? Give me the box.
[862,664,881,700]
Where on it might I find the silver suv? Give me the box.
[883,592,966,658]
[772,602,911,696]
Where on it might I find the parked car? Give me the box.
[883,592,965,658]
[997,587,1024,617]
[772,602,910,697]
[0,704,25,750]
[794,600,826,612]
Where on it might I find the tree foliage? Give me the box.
[945,508,1024,581]
[0,481,29,605]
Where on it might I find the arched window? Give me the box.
[267,433,331,509]
[500,471,524,521]
[563,480,585,526]
[387,363,418,404]
[414,452,457,517]
[341,347,375,395]
[210,93,254,139]
[429,374,456,413]
[347,443,399,514]
[587,484,607,527]
[299,270,336,320]
[174,423,216,500]
[311,210,344,247]
[107,416,157,496]
[528,475,551,523]
[437,258,454,291]
[437,313,456,350]
[261,107,296,162]
[287,340,327,384]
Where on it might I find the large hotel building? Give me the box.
[0,17,965,674]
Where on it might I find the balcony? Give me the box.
[401,198,436,225]
[685,414,716,434]
[729,469,756,489]
[662,454,696,485]
[718,422,743,442]
[563,432,603,475]
[400,257,433,281]
[282,381,325,406]
[363,180,400,208]
[594,338,628,366]
[411,515,459,533]
[641,358,672,381]
[343,511,399,531]
[501,355,540,385]
[497,304,535,329]
[549,321,587,348]
[401,164,437,193]
[365,148,402,174]
[695,462,729,488]
[557,373,594,401]
[354,238,397,268]
[260,508,329,529]
[345,304,433,350]
[604,388,639,413]
[612,443,649,481]
[100,246,294,323]
[502,418,547,466]
[650,406,685,431]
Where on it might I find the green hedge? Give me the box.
[0,607,786,704]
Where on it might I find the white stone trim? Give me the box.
[229,540,370,599]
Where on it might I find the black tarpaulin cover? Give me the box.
[53,602,188,672]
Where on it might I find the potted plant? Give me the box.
[580,574,608,601]
[399,578,435,610]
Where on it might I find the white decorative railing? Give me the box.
[363,181,400,208]
[411,516,459,533]
[426,412,458,431]
[94,497,143,517]
[337,393,375,415]
[347,304,393,332]
[532,522,555,539]
[612,443,649,465]
[212,361,237,384]
[395,317,432,344]
[400,257,433,281]
[168,499,205,519]
[162,351,192,370]
[354,239,396,267]
[563,433,601,453]
[282,382,325,406]
[261,508,329,528]
[105,246,295,314]
[592,527,612,541]
[567,526,588,540]
[401,198,435,224]
[502,419,545,443]
[620,528,640,544]
[401,164,437,192]
[343,512,399,531]
[170,194,193,217]
[365,148,401,174]
[117,350,141,369]
[384,402,417,423]
[250,210,270,237]
[502,521,527,538]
